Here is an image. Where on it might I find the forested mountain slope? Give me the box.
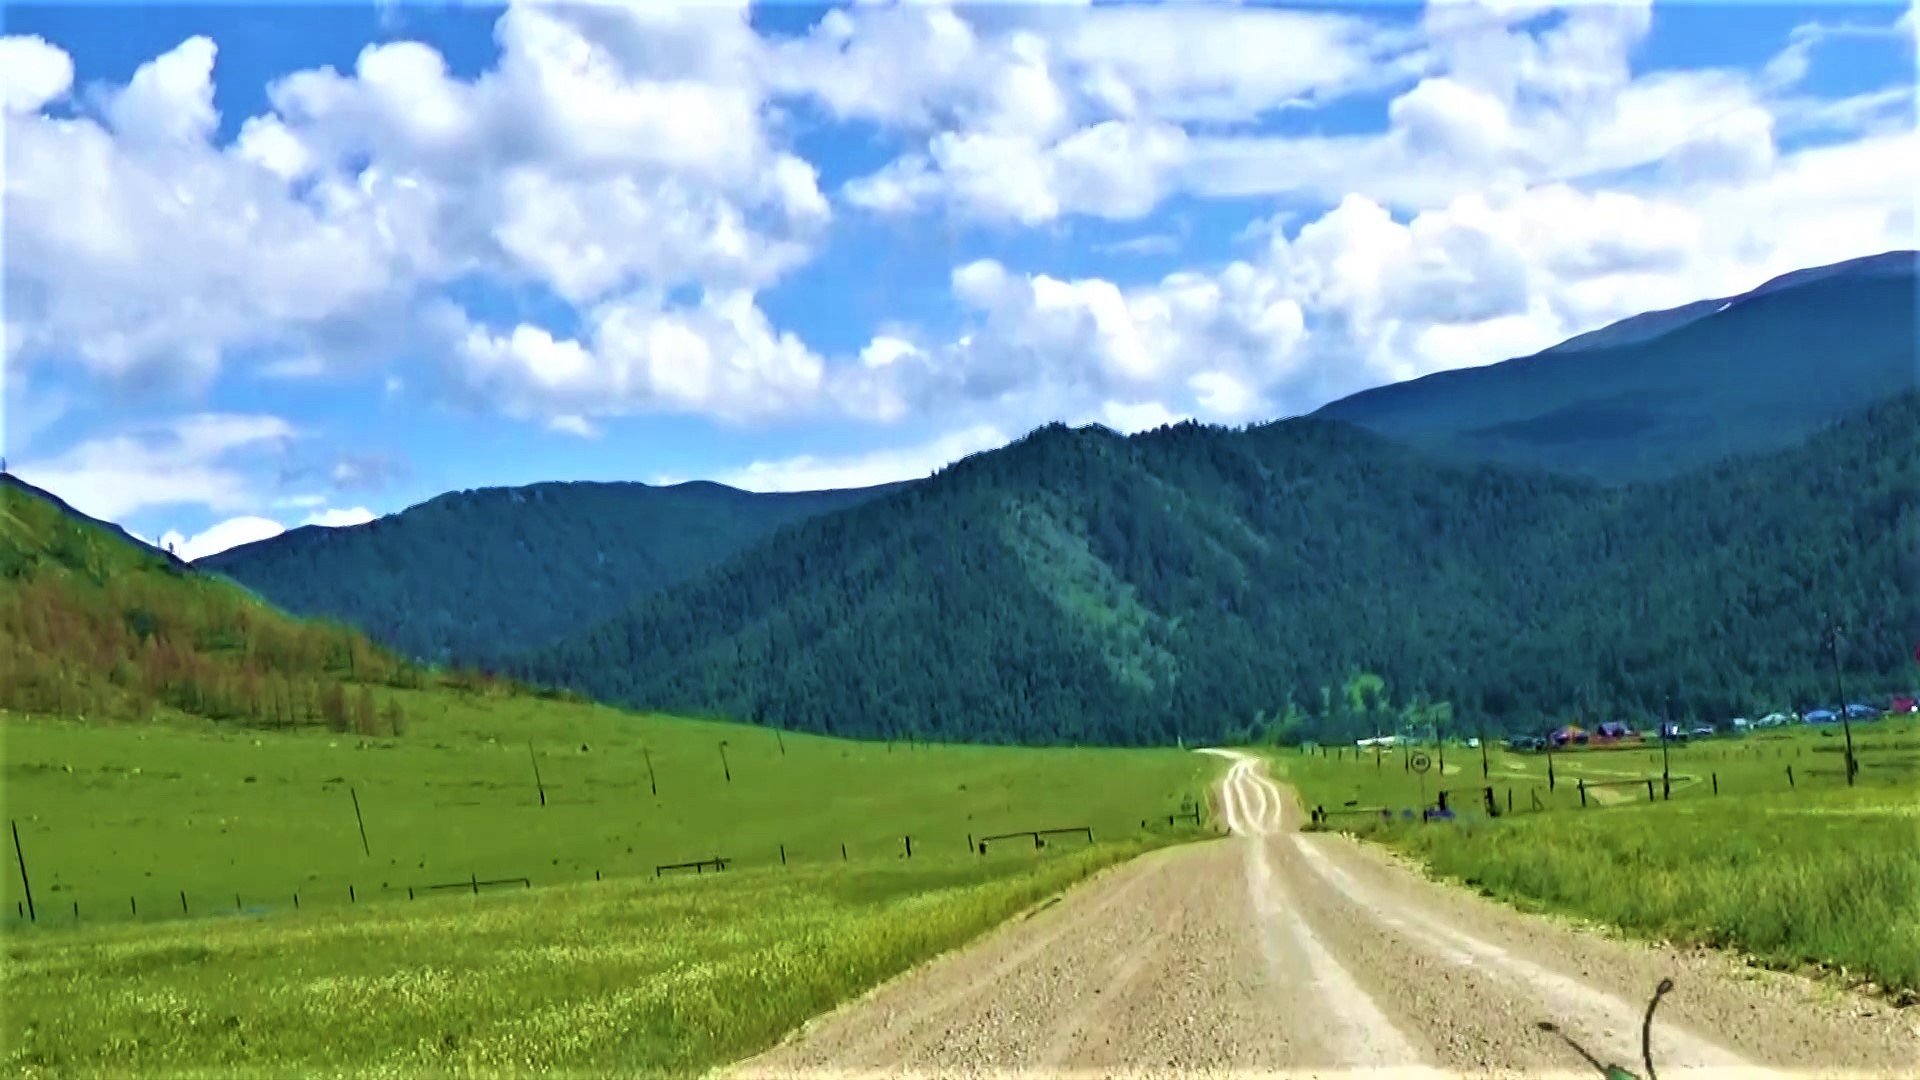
[513,395,1919,745]
[1313,251,1917,481]
[204,479,897,664]
[1,476,422,731]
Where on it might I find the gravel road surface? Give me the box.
[727,750,1919,1079]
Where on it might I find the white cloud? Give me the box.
[698,423,1011,493]
[159,516,286,562]
[301,506,376,528]
[155,504,376,561]
[449,288,824,424]
[2,6,827,419]
[0,35,73,113]
[11,414,296,520]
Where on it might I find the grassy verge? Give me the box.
[4,839,1176,1077]
[1266,727,1920,996]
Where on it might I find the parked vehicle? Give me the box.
[1890,695,1918,714]
[1756,712,1794,727]
[1804,708,1838,724]
[1689,725,1715,738]
[1844,703,1880,720]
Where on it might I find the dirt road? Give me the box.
[729,750,1919,1078]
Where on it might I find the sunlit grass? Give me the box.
[4,843,1172,1077]
[1266,723,1920,993]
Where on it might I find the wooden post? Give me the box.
[840,842,847,861]
[470,871,479,895]
[10,821,35,924]
[904,835,912,858]
[131,896,137,916]
[350,787,371,856]
[779,844,786,866]
[1646,779,1655,802]
[1578,778,1587,807]
[1506,788,1513,813]
[1787,765,1795,788]
[180,890,189,915]
[1547,751,1556,791]
[528,742,547,807]
[1712,772,1719,795]
[236,893,242,912]
[349,885,356,903]
[292,893,298,910]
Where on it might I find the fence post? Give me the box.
[1578,779,1587,807]
[409,886,415,899]
[840,842,847,861]
[292,893,298,910]
[131,896,137,917]
[1787,765,1795,788]
[779,844,786,866]
[1712,772,1719,795]
[180,890,189,915]
[1646,779,1655,802]
[349,885,356,904]
[1506,788,1513,813]
[470,872,479,895]
[904,835,912,858]
[236,893,242,912]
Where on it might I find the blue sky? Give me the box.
[3,0,1915,557]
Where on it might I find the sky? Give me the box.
[2,0,1916,559]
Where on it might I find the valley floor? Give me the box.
[733,752,1920,1078]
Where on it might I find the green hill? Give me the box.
[513,394,1920,744]
[1313,251,1917,481]
[202,479,897,664]
[1,475,422,729]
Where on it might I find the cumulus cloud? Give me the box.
[688,423,1012,493]
[2,4,827,417]
[0,35,73,112]
[156,505,378,561]
[11,414,297,521]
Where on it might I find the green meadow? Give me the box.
[1270,720,1920,994]
[2,696,1216,1076]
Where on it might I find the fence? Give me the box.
[1302,728,1920,834]
[2,804,1212,932]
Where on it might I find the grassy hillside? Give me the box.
[202,479,897,664]
[1314,251,1916,481]
[0,476,420,730]
[515,393,1920,745]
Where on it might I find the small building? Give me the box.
[1595,721,1633,740]
[1550,724,1588,747]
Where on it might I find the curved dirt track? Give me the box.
[727,750,1920,1079]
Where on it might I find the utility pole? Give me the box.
[1829,618,1858,785]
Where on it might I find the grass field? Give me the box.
[1269,720,1920,995]
[2,696,1217,1075]
[2,694,1214,926]
[6,845,1176,1078]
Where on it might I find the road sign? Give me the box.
[1410,753,1432,774]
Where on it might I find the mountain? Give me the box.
[1,476,422,729]
[511,394,1920,745]
[202,479,898,665]
[1313,251,1917,481]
